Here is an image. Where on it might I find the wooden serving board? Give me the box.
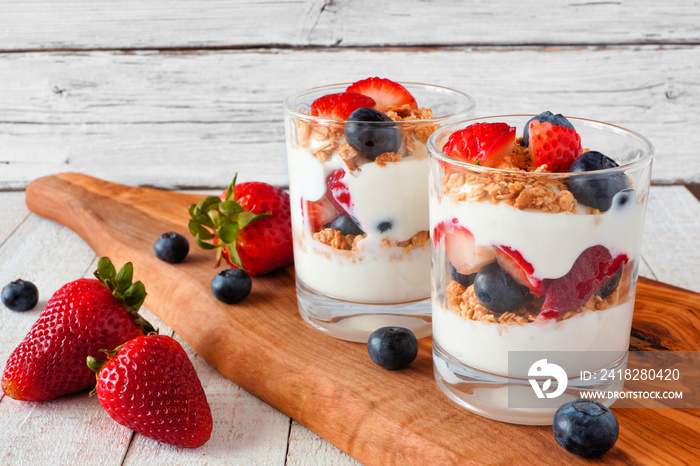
[25,173,700,465]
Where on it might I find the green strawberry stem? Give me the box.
[188,175,271,270]
[86,355,109,374]
[94,257,156,335]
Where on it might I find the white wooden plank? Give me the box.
[641,186,700,293]
[1,0,699,50]
[286,420,360,466]
[1,46,699,190]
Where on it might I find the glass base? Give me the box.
[433,342,627,425]
[295,280,432,343]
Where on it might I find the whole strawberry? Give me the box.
[87,334,213,448]
[1,258,154,401]
[188,175,293,275]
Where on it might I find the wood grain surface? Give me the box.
[1,46,698,190]
[2,0,700,50]
[23,172,700,465]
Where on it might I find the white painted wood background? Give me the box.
[1,1,700,464]
[1,1,699,190]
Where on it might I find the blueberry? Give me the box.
[612,188,634,210]
[473,262,528,314]
[596,265,623,298]
[211,269,252,304]
[329,215,364,236]
[523,111,575,146]
[2,279,39,312]
[367,327,418,370]
[450,264,476,288]
[566,151,631,212]
[553,400,619,458]
[154,232,190,263]
[345,107,401,159]
[377,221,392,233]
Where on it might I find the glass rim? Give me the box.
[428,114,655,176]
[283,81,476,125]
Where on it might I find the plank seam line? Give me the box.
[1,42,700,54]
[641,255,659,282]
[0,211,31,251]
[118,431,137,466]
[283,417,293,465]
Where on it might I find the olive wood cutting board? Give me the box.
[25,173,700,465]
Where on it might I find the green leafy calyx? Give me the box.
[94,257,156,335]
[187,175,271,269]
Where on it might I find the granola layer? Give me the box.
[445,280,620,324]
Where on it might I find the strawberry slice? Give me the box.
[493,246,546,296]
[528,120,583,172]
[346,77,417,113]
[310,92,376,120]
[442,122,516,167]
[326,169,353,215]
[303,198,338,232]
[434,220,495,275]
[538,246,628,319]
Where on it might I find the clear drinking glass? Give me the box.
[428,115,653,424]
[284,82,475,342]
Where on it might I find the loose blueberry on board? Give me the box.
[329,215,364,236]
[345,107,401,159]
[596,265,624,298]
[154,232,190,263]
[553,400,619,458]
[1,279,39,312]
[450,264,476,288]
[367,327,418,370]
[377,220,393,233]
[523,111,575,147]
[473,262,529,314]
[566,151,632,212]
[211,269,252,304]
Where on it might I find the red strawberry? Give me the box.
[326,169,353,216]
[189,175,293,275]
[538,246,628,319]
[442,122,516,167]
[346,77,417,113]
[87,334,212,448]
[528,120,583,172]
[310,92,376,120]
[303,197,338,232]
[1,258,154,401]
[493,246,547,296]
[435,221,495,275]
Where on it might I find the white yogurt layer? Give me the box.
[287,140,430,304]
[432,189,646,280]
[433,300,634,378]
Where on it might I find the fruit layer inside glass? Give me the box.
[284,83,474,304]
[429,115,653,377]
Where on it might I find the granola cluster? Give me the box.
[445,280,620,324]
[313,228,429,253]
[442,169,578,213]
